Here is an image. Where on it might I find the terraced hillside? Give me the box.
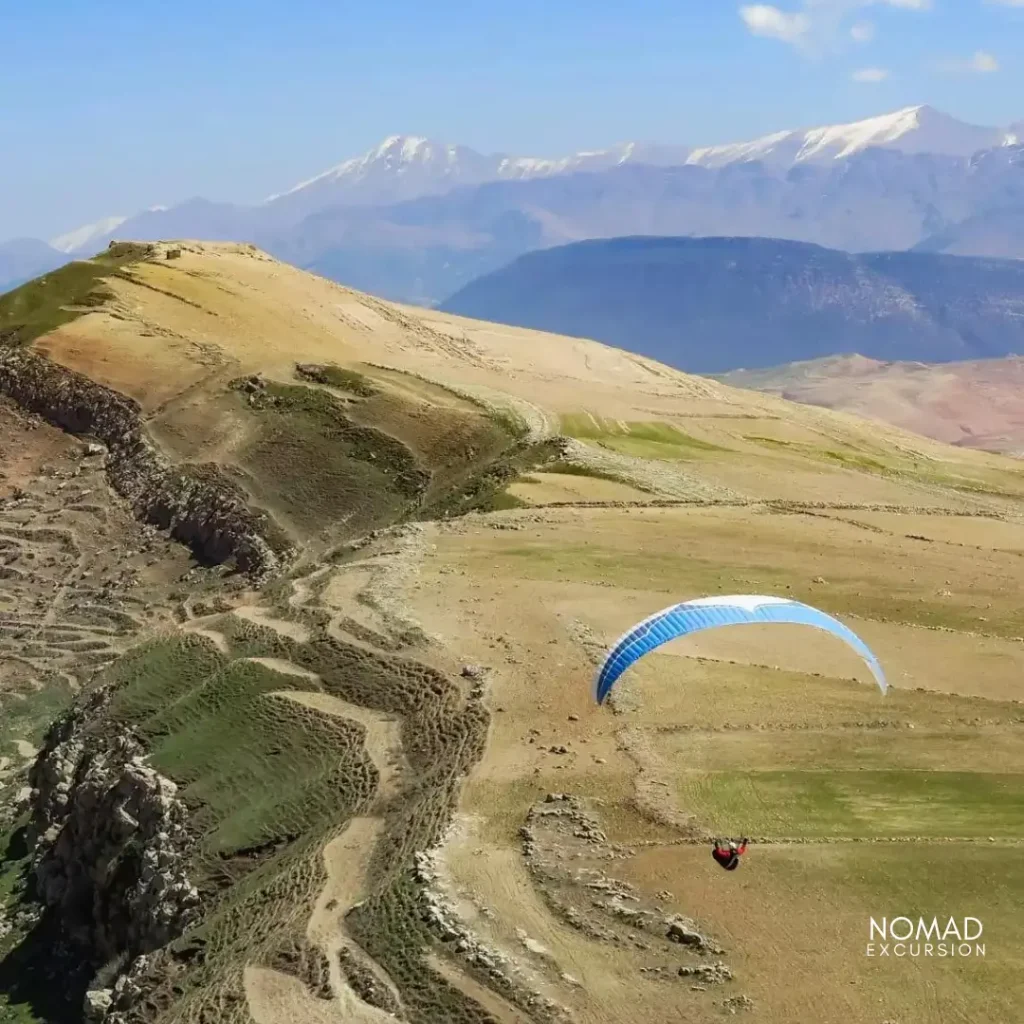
[0,242,1022,1024]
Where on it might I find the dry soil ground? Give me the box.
[396,503,1024,1024]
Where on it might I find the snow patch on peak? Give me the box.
[373,135,430,161]
[49,215,128,254]
[261,106,1015,209]
[686,130,799,169]
[687,105,1003,169]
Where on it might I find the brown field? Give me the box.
[402,502,1024,1024]
[721,352,1024,458]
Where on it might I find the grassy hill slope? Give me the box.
[0,241,1021,1024]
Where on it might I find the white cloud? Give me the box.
[739,0,931,54]
[985,0,1024,6]
[740,5,812,43]
[937,50,1001,74]
[852,66,890,81]
[970,50,1000,72]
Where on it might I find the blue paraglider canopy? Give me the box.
[594,595,887,705]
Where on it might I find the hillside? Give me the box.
[1,242,1023,1024]
[719,353,1024,457]
[439,236,1024,373]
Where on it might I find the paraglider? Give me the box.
[712,838,748,871]
[593,594,888,706]
[592,595,888,876]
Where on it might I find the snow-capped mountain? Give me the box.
[685,105,1007,169]
[265,105,1009,211]
[261,136,692,220]
[263,135,500,214]
[50,215,129,254]
[29,104,1024,302]
[495,142,692,179]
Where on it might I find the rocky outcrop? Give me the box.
[27,692,200,971]
[412,848,570,1024]
[0,348,290,578]
[521,794,725,959]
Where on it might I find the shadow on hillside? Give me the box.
[0,828,90,1024]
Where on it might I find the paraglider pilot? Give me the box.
[712,837,748,871]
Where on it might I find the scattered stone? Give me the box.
[678,962,732,984]
[722,993,755,1013]
[667,917,717,952]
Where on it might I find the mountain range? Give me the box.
[5,105,1023,305]
[438,236,1024,374]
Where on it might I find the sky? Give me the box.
[2,0,1022,242]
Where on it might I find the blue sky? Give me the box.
[2,0,1022,241]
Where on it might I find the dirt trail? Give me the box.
[427,953,537,1024]
[250,657,318,680]
[302,815,406,1019]
[288,565,332,609]
[232,605,310,643]
[183,626,231,654]
[272,689,403,798]
[244,964,396,1024]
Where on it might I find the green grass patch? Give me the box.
[561,412,725,458]
[63,614,496,1023]
[231,373,537,537]
[537,459,649,489]
[0,680,74,758]
[231,381,427,539]
[81,632,379,888]
[743,434,1024,498]
[676,769,1024,839]
[142,662,370,858]
[0,247,151,348]
[293,362,379,397]
[416,438,562,519]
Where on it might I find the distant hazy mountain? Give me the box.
[915,209,1024,260]
[438,236,1024,374]
[0,238,69,295]
[291,144,1024,303]
[719,353,1024,457]
[19,105,1024,305]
